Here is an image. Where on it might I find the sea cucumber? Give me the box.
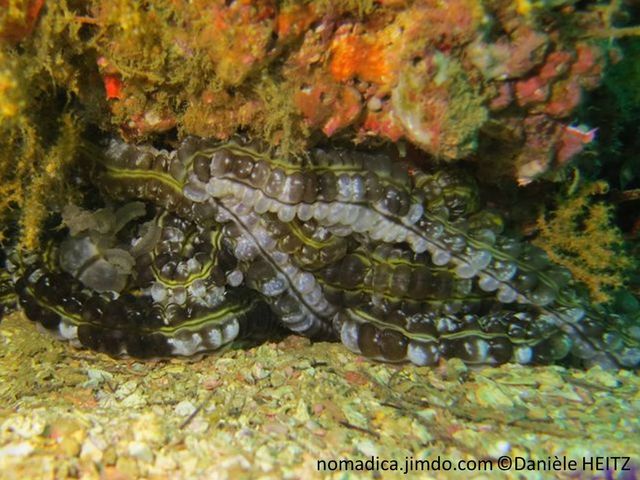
[3,137,639,368]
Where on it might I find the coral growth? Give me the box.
[0,0,601,174]
[0,0,44,43]
[534,181,634,303]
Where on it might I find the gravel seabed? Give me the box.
[1,312,638,479]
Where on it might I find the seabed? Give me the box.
[0,312,638,480]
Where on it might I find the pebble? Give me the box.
[1,415,46,438]
[473,378,515,408]
[486,439,511,458]
[80,438,104,463]
[133,413,165,445]
[585,366,621,388]
[128,441,154,463]
[59,436,82,457]
[116,455,140,478]
[174,400,197,417]
[0,442,34,458]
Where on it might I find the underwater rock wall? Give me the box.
[0,1,612,176]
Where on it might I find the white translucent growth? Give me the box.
[297,204,314,221]
[339,319,360,352]
[183,182,208,203]
[205,327,223,349]
[530,286,556,306]
[560,307,585,323]
[431,249,451,266]
[351,175,366,201]
[234,238,258,261]
[58,321,78,341]
[367,228,382,242]
[286,313,320,334]
[326,205,346,225]
[407,342,438,366]
[226,270,244,287]
[337,174,351,200]
[270,251,290,266]
[305,284,324,304]
[241,186,258,206]
[382,225,401,243]
[214,207,232,223]
[204,179,226,197]
[61,203,115,236]
[478,273,500,292]
[253,194,272,214]
[411,238,429,254]
[329,224,354,237]
[150,282,168,303]
[454,261,478,279]
[341,205,360,225]
[188,279,206,298]
[59,236,99,275]
[307,297,333,316]
[222,319,240,342]
[406,203,424,224]
[223,193,246,212]
[471,339,490,363]
[513,346,532,364]
[312,203,330,221]
[280,264,298,277]
[617,347,640,367]
[293,271,315,294]
[260,276,287,297]
[497,285,518,303]
[130,222,161,257]
[169,333,203,356]
[277,206,297,223]
[352,209,376,232]
[492,261,518,281]
[394,229,409,243]
[112,202,147,234]
[186,258,201,273]
[469,250,492,271]
[202,287,225,308]
[254,229,276,250]
[79,256,131,293]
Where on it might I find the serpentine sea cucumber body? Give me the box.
[7,137,640,368]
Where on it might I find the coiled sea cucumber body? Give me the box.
[5,137,639,368]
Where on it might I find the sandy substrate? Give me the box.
[0,312,638,479]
